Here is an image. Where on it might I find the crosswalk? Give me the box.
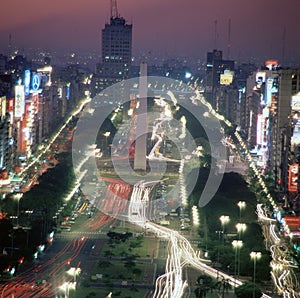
[55,230,107,239]
[159,238,200,244]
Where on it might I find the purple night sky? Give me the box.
[0,0,299,63]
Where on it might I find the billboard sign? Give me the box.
[24,69,31,96]
[291,93,300,111]
[14,85,25,117]
[265,77,273,107]
[256,72,266,85]
[220,70,234,85]
[288,163,299,193]
[292,119,300,145]
[66,82,70,100]
[0,96,6,118]
[265,60,279,70]
[256,114,264,145]
[7,98,14,112]
[31,73,41,92]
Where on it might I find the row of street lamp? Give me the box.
[218,201,262,297]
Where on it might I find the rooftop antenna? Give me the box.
[227,18,231,59]
[237,47,241,65]
[281,27,286,66]
[8,33,12,58]
[214,20,218,49]
[110,0,119,18]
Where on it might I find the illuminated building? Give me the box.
[0,97,10,173]
[15,67,53,161]
[216,84,238,123]
[102,16,132,80]
[93,6,132,94]
[276,69,300,202]
[243,64,300,204]
[205,49,235,109]
[34,67,54,144]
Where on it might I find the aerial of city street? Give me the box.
[1,1,300,298]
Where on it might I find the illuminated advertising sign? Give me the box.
[265,77,273,107]
[220,70,234,85]
[270,94,277,114]
[66,83,70,100]
[14,85,25,117]
[29,93,39,115]
[265,60,279,70]
[256,72,266,84]
[58,87,63,98]
[0,96,6,118]
[288,164,299,193]
[24,69,31,96]
[7,98,14,112]
[31,73,41,92]
[292,119,300,145]
[291,92,300,111]
[262,107,269,118]
[37,66,52,87]
[19,119,27,152]
[271,78,279,93]
[284,216,300,227]
[2,98,6,118]
[256,114,264,145]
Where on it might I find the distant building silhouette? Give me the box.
[205,49,235,108]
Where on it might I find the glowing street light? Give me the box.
[219,215,230,234]
[219,215,230,261]
[215,230,223,263]
[250,251,262,298]
[236,223,247,239]
[232,240,243,280]
[237,201,246,221]
[14,193,23,227]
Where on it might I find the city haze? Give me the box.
[0,0,300,64]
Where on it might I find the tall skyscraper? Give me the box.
[94,2,132,93]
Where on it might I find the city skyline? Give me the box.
[0,0,300,65]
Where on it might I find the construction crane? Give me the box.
[110,0,119,19]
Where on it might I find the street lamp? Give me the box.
[236,223,247,239]
[14,193,23,228]
[237,201,246,221]
[215,230,223,263]
[232,240,243,281]
[250,251,262,298]
[219,215,230,235]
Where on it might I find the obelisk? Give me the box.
[134,62,147,171]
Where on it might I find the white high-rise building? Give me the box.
[95,10,132,92]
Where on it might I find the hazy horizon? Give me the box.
[1,0,300,66]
